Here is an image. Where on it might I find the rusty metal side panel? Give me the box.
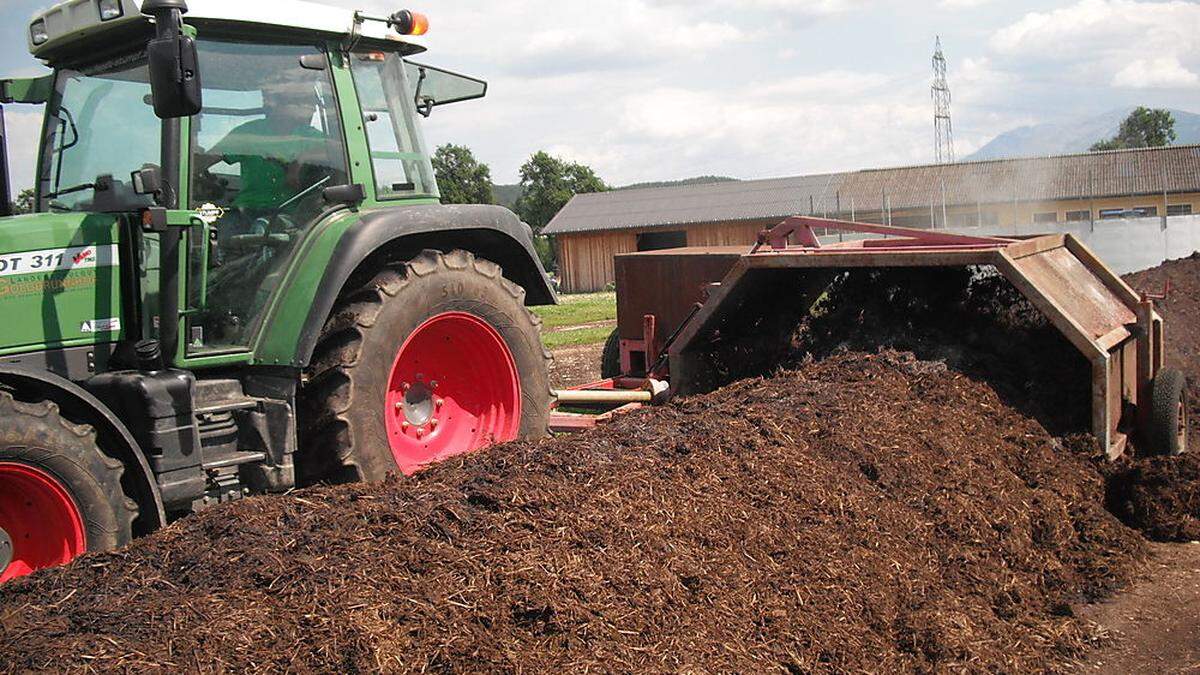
[1108,352,1124,436]
[1121,340,1138,406]
[1009,247,1137,341]
[614,248,743,345]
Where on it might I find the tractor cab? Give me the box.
[1,0,486,364]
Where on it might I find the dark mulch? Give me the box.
[0,352,1146,673]
[692,267,1093,439]
[1107,454,1200,542]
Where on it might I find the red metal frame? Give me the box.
[753,216,1016,253]
[548,376,651,432]
[619,339,645,375]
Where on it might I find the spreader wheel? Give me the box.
[600,328,622,380]
[300,249,552,483]
[0,391,135,583]
[1151,369,1189,456]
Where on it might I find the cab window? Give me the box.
[350,51,437,199]
[40,55,160,213]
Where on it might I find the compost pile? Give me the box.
[700,268,1091,436]
[0,352,1146,673]
[1110,254,1200,541]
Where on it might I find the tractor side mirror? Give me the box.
[143,0,202,119]
[131,165,164,199]
[323,183,366,206]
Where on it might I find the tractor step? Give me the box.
[202,451,269,470]
[194,379,259,416]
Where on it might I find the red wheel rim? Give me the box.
[384,312,522,474]
[0,462,86,583]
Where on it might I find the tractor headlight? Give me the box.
[97,0,124,21]
[30,19,49,45]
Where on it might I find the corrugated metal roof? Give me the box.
[544,145,1200,234]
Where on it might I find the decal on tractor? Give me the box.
[0,245,116,278]
[80,318,121,334]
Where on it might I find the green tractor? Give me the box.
[0,0,555,582]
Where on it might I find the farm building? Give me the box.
[544,144,1200,292]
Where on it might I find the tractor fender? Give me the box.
[292,203,557,367]
[0,364,167,533]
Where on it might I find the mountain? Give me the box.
[615,176,739,191]
[491,184,523,210]
[490,176,739,210]
[966,108,1200,161]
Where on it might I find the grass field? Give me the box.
[542,325,613,349]
[532,292,616,329]
[533,292,617,349]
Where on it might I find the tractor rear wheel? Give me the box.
[0,391,135,583]
[300,249,552,483]
[1151,368,1189,456]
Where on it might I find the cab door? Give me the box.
[181,39,350,358]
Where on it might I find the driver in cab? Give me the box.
[194,73,327,220]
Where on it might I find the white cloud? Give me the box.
[953,57,1017,105]
[758,71,891,97]
[939,0,993,8]
[1112,56,1200,89]
[606,78,930,181]
[515,18,745,75]
[729,0,870,13]
[990,0,1200,64]
[652,0,874,17]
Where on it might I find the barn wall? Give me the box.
[556,230,637,293]
[556,219,774,293]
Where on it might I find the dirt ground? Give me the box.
[1076,543,1200,674]
[1073,254,1200,672]
[548,340,604,388]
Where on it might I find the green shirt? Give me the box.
[212,119,325,210]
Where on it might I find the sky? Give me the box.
[3,0,1200,192]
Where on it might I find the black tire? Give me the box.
[0,391,136,563]
[1151,368,1188,456]
[299,249,553,483]
[600,328,622,380]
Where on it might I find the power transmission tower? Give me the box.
[932,36,955,164]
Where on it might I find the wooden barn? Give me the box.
[543,145,1200,293]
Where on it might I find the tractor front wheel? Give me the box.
[0,392,136,583]
[300,250,552,483]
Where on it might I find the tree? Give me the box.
[1090,107,1176,151]
[513,151,608,272]
[513,151,607,233]
[10,188,35,215]
[431,144,494,205]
